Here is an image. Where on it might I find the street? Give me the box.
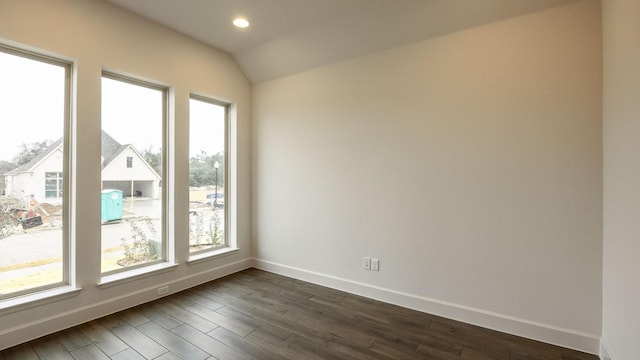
[0,199,162,268]
[0,199,222,268]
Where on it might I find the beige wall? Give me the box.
[602,0,640,358]
[0,0,616,355]
[253,0,602,352]
[0,0,251,349]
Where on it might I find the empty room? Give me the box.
[0,0,638,359]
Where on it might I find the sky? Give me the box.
[101,77,164,153]
[188,98,225,158]
[0,50,225,163]
[0,51,65,161]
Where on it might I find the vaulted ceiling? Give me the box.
[106,0,578,83]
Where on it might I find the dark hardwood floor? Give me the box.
[1,268,598,360]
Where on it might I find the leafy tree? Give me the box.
[0,160,14,194]
[0,160,13,173]
[141,146,162,175]
[189,160,210,187]
[188,151,224,188]
[12,141,53,166]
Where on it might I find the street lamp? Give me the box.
[214,161,219,208]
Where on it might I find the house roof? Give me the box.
[101,131,128,169]
[7,131,133,174]
[8,138,63,174]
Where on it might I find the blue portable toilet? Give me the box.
[101,189,123,223]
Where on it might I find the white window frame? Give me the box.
[188,94,230,258]
[100,71,169,277]
[0,44,73,301]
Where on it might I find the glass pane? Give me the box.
[0,50,66,296]
[189,98,226,254]
[101,76,164,274]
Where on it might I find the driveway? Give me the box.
[122,198,161,219]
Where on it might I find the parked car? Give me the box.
[205,193,224,209]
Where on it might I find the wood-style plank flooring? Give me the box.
[1,268,598,359]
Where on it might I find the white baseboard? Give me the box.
[0,258,252,350]
[600,340,612,360]
[253,258,601,355]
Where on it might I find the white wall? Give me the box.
[253,0,602,353]
[8,147,64,204]
[32,148,65,203]
[0,0,251,349]
[102,147,158,182]
[602,0,640,358]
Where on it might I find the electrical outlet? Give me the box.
[157,286,169,295]
[363,257,371,270]
[371,258,379,271]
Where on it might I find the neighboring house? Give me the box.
[3,131,161,205]
[3,139,64,206]
[100,131,161,201]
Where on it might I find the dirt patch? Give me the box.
[33,202,63,227]
[37,203,62,216]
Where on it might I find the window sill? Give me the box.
[0,285,81,315]
[187,247,239,265]
[98,262,179,288]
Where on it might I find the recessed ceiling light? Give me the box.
[232,17,250,29]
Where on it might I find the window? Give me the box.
[0,45,71,298]
[188,96,228,255]
[100,73,166,274]
[45,172,64,198]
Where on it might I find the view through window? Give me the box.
[189,96,227,254]
[0,48,69,297]
[100,74,166,274]
[1,44,232,298]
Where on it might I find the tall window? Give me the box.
[100,73,166,274]
[188,96,228,255]
[0,46,71,298]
